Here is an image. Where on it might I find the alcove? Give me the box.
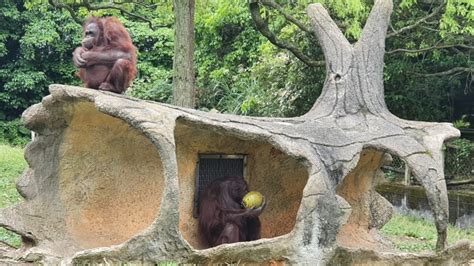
[174,119,309,249]
[59,102,165,248]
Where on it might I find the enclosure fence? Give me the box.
[382,141,474,183]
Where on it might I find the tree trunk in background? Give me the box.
[172,0,195,108]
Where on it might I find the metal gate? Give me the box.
[193,154,246,218]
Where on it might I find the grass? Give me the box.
[0,144,25,208]
[381,214,474,252]
[0,143,26,247]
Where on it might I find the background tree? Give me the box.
[248,0,473,122]
[0,0,81,119]
[172,0,196,108]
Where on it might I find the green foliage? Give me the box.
[312,0,369,39]
[381,214,474,252]
[0,143,25,247]
[383,0,472,122]
[0,119,30,146]
[0,0,81,118]
[126,18,174,103]
[195,1,264,114]
[248,49,324,116]
[127,68,172,103]
[399,0,417,9]
[1,0,472,125]
[195,1,323,116]
[453,115,471,129]
[440,0,474,37]
[383,59,456,122]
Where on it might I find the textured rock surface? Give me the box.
[330,240,474,265]
[0,0,467,264]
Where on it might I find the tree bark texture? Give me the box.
[0,0,466,264]
[172,0,195,108]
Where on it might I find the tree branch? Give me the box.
[49,0,159,29]
[258,0,313,34]
[112,1,159,9]
[414,67,473,77]
[387,44,474,54]
[48,0,83,25]
[307,3,354,74]
[419,25,440,32]
[387,4,443,38]
[358,0,393,56]
[81,0,154,29]
[249,1,324,67]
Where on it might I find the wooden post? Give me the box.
[404,163,411,186]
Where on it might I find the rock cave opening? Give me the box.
[335,149,395,251]
[174,119,309,249]
[58,102,165,249]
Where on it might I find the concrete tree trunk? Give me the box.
[0,0,469,264]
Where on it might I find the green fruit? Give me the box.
[242,191,264,209]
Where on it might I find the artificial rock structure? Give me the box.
[0,0,472,264]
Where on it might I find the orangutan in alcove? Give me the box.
[198,176,266,247]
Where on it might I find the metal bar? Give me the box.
[198,154,246,159]
[193,154,247,218]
